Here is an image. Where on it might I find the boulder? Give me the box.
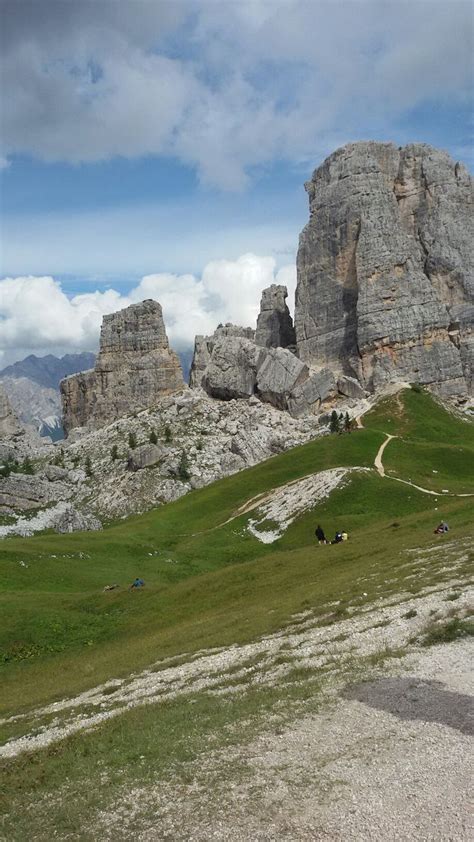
[256,348,308,409]
[202,337,263,400]
[295,142,473,397]
[127,443,167,472]
[337,375,366,399]
[255,285,296,349]
[288,368,336,418]
[190,324,255,388]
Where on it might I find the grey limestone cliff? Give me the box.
[255,284,296,349]
[0,384,22,439]
[295,142,473,397]
[61,300,184,433]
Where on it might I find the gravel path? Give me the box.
[93,638,473,841]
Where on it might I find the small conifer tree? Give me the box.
[111,444,119,460]
[344,412,352,433]
[149,429,158,445]
[164,424,172,443]
[329,410,340,434]
[85,456,93,477]
[178,450,190,481]
[128,431,137,449]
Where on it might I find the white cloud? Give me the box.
[1,0,472,189]
[0,254,296,366]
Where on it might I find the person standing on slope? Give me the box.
[315,524,327,544]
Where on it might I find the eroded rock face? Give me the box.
[256,347,308,410]
[296,142,473,397]
[61,300,184,433]
[255,285,296,349]
[0,384,22,438]
[202,336,263,400]
[189,325,255,388]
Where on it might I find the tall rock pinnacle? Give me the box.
[255,284,296,349]
[295,142,473,397]
[61,300,184,433]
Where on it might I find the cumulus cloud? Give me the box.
[1,0,472,188]
[0,254,296,366]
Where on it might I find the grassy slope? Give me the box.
[1,388,473,840]
[0,388,472,715]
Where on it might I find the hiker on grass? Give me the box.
[129,577,145,591]
[315,524,327,544]
[332,531,343,544]
[434,522,449,534]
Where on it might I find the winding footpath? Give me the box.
[374,433,474,497]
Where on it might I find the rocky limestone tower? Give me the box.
[0,383,22,438]
[61,300,184,434]
[255,284,296,349]
[295,142,473,397]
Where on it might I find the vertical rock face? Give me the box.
[255,284,296,349]
[61,300,184,433]
[296,142,473,397]
[0,384,22,438]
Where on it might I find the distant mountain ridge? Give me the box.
[0,353,97,390]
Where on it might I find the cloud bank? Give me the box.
[1,0,472,188]
[0,255,296,367]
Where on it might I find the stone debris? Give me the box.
[247,468,352,543]
[0,502,101,538]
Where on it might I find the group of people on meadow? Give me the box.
[315,525,348,545]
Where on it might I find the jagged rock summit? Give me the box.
[61,300,184,433]
[296,141,473,397]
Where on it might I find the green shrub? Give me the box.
[85,456,93,477]
[110,444,119,461]
[164,425,173,443]
[128,432,137,449]
[329,410,340,434]
[410,383,423,393]
[178,450,190,481]
[149,430,158,445]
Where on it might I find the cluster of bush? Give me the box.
[0,455,35,478]
[329,410,356,434]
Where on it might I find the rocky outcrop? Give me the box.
[0,384,22,438]
[202,336,262,400]
[256,348,308,410]
[189,324,255,388]
[287,368,337,418]
[255,285,296,349]
[61,300,184,433]
[127,443,167,472]
[0,473,73,513]
[296,142,473,397]
[0,503,101,539]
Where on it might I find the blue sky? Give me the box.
[0,0,473,365]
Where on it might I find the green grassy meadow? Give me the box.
[0,388,472,714]
[0,387,473,838]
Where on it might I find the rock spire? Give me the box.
[61,300,184,433]
[255,284,296,349]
